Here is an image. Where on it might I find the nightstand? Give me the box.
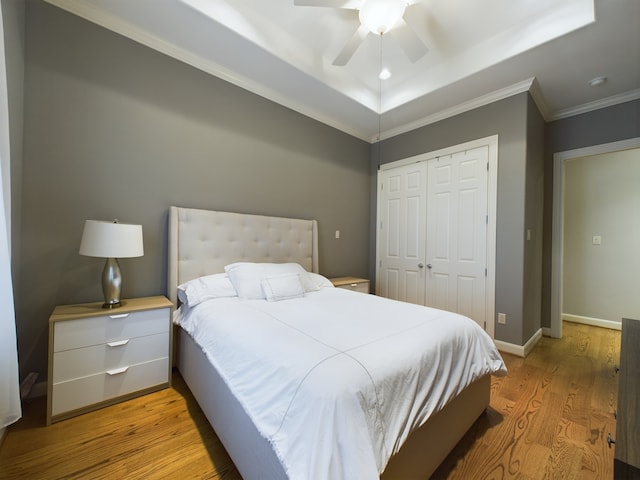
[47,296,173,425]
[330,277,370,294]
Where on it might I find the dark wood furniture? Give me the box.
[614,317,640,479]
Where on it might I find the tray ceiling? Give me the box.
[45,0,640,141]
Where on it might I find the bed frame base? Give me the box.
[381,374,490,479]
[178,329,490,480]
[178,330,288,479]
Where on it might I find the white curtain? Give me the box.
[0,2,22,429]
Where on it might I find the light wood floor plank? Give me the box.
[433,322,619,479]
[0,322,619,479]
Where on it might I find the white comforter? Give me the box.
[177,288,506,480]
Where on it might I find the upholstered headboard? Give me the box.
[167,206,319,305]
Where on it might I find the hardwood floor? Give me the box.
[433,321,620,479]
[0,375,241,479]
[0,322,620,479]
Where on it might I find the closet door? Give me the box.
[377,162,427,304]
[425,147,488,327]
[377,145,489,330]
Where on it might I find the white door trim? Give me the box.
[377,135,498,339]
[550,137,640,338]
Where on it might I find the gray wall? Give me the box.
[523,95,545,343]
[542,99,640,328]
[370,93,539,346]
[16,1,371,379]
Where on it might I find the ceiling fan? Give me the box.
[293,0,429,66]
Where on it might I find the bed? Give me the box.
[168,206,506,480]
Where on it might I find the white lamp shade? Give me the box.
[79,220,144,258]
[359,0,406,35]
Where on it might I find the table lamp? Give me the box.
[79,219,144,308]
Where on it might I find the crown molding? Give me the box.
[528,77,550,120]
[381,78,536,141]
[548,88,640,121]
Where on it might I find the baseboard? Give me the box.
[494,329,542,357]
[563,313,622,331]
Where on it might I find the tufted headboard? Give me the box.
[167,206,319,305]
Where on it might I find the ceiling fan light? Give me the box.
[379,68,391,80]
[359,0,406,35]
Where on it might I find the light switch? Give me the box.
[335,230,340,239]
[592,235,601,245]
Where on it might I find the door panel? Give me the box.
[426,147,488,328]
[377,163,427,304]
[433,191,451,261]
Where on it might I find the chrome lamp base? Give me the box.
[101,257,122,309]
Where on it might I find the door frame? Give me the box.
[550,136,640,339]
[376,135,498,339]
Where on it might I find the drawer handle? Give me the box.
[350,283,358,287]
[107,339,129,347]
[106,366,129,376]
[607,433,615,448]
[109,313,130,319]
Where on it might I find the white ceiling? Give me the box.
[46,0,640,142]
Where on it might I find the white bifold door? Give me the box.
[377,162,428,305]
[377,145,489,330]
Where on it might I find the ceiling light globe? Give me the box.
[359,0,406,35]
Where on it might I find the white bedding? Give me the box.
[176,287,506,480]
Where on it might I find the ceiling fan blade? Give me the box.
[293,0,353,7]
[332,25,369,66]
[390,17,428,63]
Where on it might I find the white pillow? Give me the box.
[224,262,318,300]
[261,273,305,302]
[177,273,237,306]
[307,272,335,289]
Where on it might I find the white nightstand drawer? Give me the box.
[330,277,370,294]
[54,307,170,352]
[48,296,174,425]
[52,332,169,383]
[339,282,370,293]
[51,357,169,416]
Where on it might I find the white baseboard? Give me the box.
[563,313,622,331]
[494,329,542,357]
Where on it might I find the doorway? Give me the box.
[550,137,640,338]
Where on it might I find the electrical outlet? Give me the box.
[498,313,506,325]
